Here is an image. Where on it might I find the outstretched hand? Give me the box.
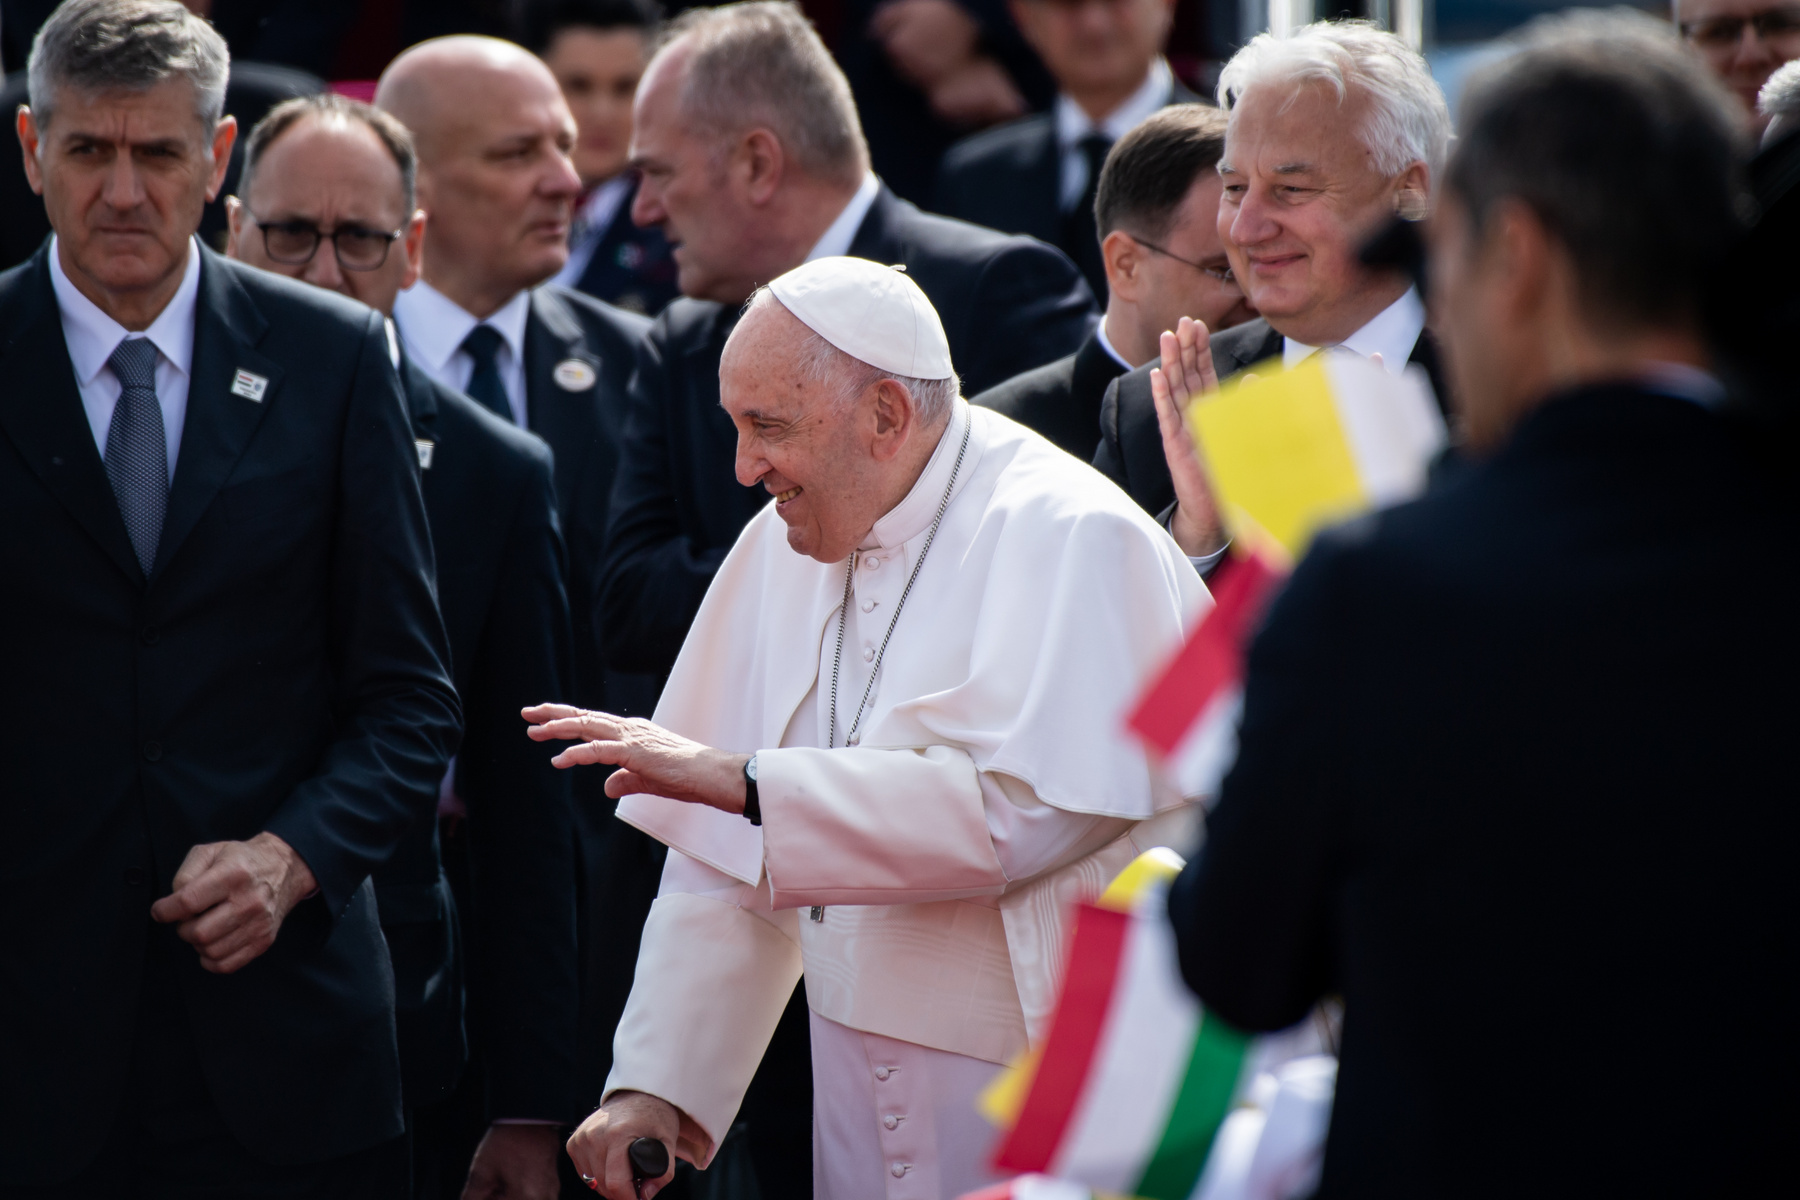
[522,704,749,812]
[1150,316,1229,559]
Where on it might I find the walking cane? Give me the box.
[629,1137,670,1199]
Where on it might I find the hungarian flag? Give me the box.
[973,852,1335,1200]
[1129,351,1446,785]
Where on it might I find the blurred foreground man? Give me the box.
[936,0,1195,298]
[225,94,579,1200]
[1677,0,1800,128]
[1169,14,1796,1196]
[536,257,1202,1200]
[374,40,653,1167]
[0,1,459,1194]
[973,103,1252,457]
[1094,21,1450,563]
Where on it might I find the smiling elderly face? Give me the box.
[1218,78,1427,346]
[722,298,939,564]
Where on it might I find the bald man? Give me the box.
[375,33,654,1178]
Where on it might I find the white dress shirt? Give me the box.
[51,234,202,481]
[1055,59,1175,211]
[1096,314,1139,370]
[552,174,635,289]
[807,172,882,262]
[392,280,533,428]
[1282,285,1426,375]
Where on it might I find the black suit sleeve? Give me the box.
[459,444,581,1122]
[599,327,730,675]
[264,314,461,918]
[1093,371,1129,488]
[1167,534,1354,1032]
[959,241,1095,395]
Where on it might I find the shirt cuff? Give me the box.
[1157,502,1230,575]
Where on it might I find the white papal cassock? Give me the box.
[608,399,1208,1198]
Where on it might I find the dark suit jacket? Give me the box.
[1093,317,1448,518]
[375,359,580,1122]
[0,245,460,1182]
[970,327,1127,458]
[934,77,1202,297]
[1167,383,1798,1197]
[600,182,1096,679]
[569,178,680,318]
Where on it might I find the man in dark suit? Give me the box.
[596,5,1092,1192]
[935,0,1196,299]
[374,36,652,1192]
[0,2,459,1194]
[973,103,1253,456]
[1093,21,1449,567]
[224,93,581,1200]
[1169,18,1795,1196]
[528,0,680,316]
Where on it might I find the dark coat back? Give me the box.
[567,178,680,318]
[1093,318,1448,518]
[970,327,1127,458]
[1167,384,1799,1197]
[0,246,460,1181]
[375,361,580,1122]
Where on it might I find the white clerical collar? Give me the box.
[393,278,531,375]
[863,398,976,552]
[807,172,882,263]
[1095,315,1138,370]
[1055,58,1174,149]
[49,233,201,387]
[1282,286,1424,376]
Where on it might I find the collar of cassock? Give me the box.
[860,398,980,553]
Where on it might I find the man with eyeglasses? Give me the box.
[1678,0,1800,126]
[226,93,583,1200]
[973,103,1253,457]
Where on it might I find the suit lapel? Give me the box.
[157,249,279,575]
[687,304,740,454]
[524,287,596,507]
[1408,330,1454,419]
[0,248,143,582]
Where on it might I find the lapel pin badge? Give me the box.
[230,369,269,403]
[415,439,436,470]
[553,357,597,392]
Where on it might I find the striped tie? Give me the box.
[104,337,168,573]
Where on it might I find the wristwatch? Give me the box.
[742,754,761,826]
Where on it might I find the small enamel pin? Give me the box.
[414,439,436,470]
[552,357,597,392]
[230,369,269,403]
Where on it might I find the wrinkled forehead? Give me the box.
[720,299,822,412]
[40,75,213,139]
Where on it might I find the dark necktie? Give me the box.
[1063,132,1113,303]
[460,324,511,421]
[104,337,168,573]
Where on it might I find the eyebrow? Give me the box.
[1274,162,1318,175]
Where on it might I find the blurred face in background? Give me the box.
[1678,0,1800,120]
[1217,78,1427,346]
[542,24,648,187]
[1009,0,1174,112]
[225,115,424,316]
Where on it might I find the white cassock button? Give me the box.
[861,599,876,613]
[891,1163,908,1178]
[883,1115,899,1130]
[863,646,875,662]
[874,1066,890,1080]
[866,556,880,570]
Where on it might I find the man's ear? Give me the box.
[1485,198,1554,325]
[223,194,246,258]
[739,128,785,206]
[17,106,44,195]
[868,378,915,457]
[1393,161,1431,222]
[205,115,238,202]
[1101,229,1141,301]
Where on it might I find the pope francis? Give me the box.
[527,257,1206,1199]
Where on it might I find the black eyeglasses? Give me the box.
[254,216,405,271]
[1680,6,1800,48]
[1133,237,1236,284]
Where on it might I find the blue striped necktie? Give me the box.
[104,337,168,573]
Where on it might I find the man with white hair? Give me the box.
[1092,19,1451,566]
[529,257,1204,1199]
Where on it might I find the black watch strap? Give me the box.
[743,757,761,826]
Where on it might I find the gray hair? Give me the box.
[745,286,959,424]
[657,2,869,185]
[1759,58,1800,123]
[240,93,419,214]
[28,0,229,132]
[1217,19,1451,183]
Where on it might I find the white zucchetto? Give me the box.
[767,256,955,382]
